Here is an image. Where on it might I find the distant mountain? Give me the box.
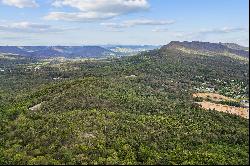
[0,46,115,58]
[221,43,249,51]
[163,41,249,60]
[103,45,160,49]
[102,45,160,56]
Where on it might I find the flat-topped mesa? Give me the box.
[162,41,249,59]
[164,41,230,52]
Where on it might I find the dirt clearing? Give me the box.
[193,93,249,119]
[196,101,249,119]
[193,93,235,102]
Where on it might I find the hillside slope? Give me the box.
[0,43,249,165]
[163,41,249,60]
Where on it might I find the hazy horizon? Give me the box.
[0,40,248,47]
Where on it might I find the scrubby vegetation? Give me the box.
[0,47,249,165]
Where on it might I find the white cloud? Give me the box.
[52,0,149,14]
[101,19,175,29]
[199,27,247,34]
[0,22,72,33]
[1,36,32,40]
[167,27,248,39]
[171,32,196,38]
[45,0,149,22]
[44,12,118,22]
[152,27,169,32]
[1,0,38,8]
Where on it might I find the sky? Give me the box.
[0,0,249,46]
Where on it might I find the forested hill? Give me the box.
[0,42,249,165]
[163,41,249,59]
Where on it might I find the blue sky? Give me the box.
[0,0,249,46]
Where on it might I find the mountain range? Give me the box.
[0,42,248,60]
[0,46,115,58]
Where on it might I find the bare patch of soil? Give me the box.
[193,93,249,119]
[29,103,42,111]
[196,101,249,119]
[193,93,235,102]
